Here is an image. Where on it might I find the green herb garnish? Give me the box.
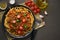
[23,24,28,29]
[24,13,27,16]
[16,19,21,23]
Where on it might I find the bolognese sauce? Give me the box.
[4,7,34,36]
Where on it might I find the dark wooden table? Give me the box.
[0,0,60,40]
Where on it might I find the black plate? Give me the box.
[2,5,35,39]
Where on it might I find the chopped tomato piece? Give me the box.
[12,20,16,23]
[17,30,24,35]
[17,15,21,18]
[19,26,24,30]
[22,18,26,23]
[17,30,21,34]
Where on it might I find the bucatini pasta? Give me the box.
[4,7,34,36]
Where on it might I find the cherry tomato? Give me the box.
[31,6,35,10]
[27,3,31,6]
[22,18,26,23]
[33,10,37,14]
[12,20,16,23]
[36,8,40,13]
[31,2,35,6]
[17,15,21,18]
[19,26,24,30]
[25,1,40,14]
[25,1,32,5]
[34,5,38,9]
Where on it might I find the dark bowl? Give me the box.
[2,5,35,39]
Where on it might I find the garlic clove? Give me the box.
[44,11,48,15]
[39,15,44,18]
[9,0,15,4]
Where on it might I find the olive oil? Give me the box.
[35,0,48,10]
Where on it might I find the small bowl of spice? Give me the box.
[0,2,7,10]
